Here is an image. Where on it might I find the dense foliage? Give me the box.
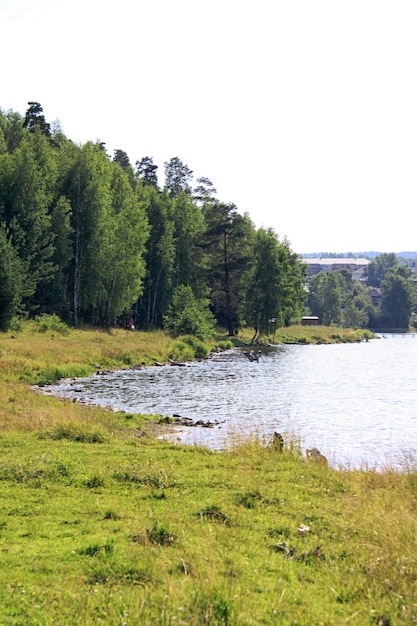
[1,103,414,334]
[0,103,307,333]
[307,255,417,330]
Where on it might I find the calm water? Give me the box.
[44,334,417,469]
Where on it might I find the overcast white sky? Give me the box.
[1,0,416,254]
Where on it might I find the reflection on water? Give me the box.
[45,334,417,469]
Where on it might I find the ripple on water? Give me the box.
[45,336,417,469]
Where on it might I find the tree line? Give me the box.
[0,103,307,337]
[307,253,417,330]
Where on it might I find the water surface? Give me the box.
[45,334,417,469]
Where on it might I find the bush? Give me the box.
[181,335,211,358]
[34,314,70,335]
[163,285,216,340]
[168,340,195,362]
[216,340,234,350]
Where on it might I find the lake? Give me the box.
[44,333,417,469]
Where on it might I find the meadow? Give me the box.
[0,320,414,625]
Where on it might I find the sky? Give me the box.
[1,0,417,254]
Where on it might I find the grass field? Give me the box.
[1,321,414,625]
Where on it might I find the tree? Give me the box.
[193,177,217,207]
[0,111,7,154]
[0,224,24,330]
[42,195,74,319]
[96,161,149,326]
[136,156,159,189]
[308,271,343,325]
[61,142,112,325]
[277,239,307,327]
[137,187,176,328]
[113,149,131,171]
[172,191,205,289]
[379,267,416,329]
[245,229,306,341]
[2,110,25,152]
[342,281,373,328]
[164,157,193,197]
[0,130,57,312]
[22,102,51,137]
[201,203,254,335]
[342,295,370,328]
[364,253,399,288]
[163,285,215,340]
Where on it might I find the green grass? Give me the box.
[1,321,415,625]
[0,433,416,624]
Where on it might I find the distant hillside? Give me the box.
[301,252,417,259]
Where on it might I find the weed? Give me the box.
[87,562,152,586]
[84,475,105,489]
[78,542,114,557]
[113,463,176,489]
[102,509,121,521]
[146,523,176,546]
[267,526,291,539]
[42,423,106,443]
[158,415,174,424]
[192,589,235,625]
[195,505,230,525]
[236,489,264,509]
[55,460,71,477]
[0,463,44,483]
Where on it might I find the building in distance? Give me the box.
[302,258,370,281]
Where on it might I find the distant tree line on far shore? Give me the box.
[307,253,417,330]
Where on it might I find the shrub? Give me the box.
[216,340,234,350]
[181,335,211,358]
[34,314,70,336]
[168,340,195,362]
[163,285,216,340]
[103,509,121,521]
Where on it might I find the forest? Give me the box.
[0,103,415,336]
[0,103,307,337]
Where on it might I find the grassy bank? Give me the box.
[2,322,416,625]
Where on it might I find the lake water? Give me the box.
[44,334,417,469]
